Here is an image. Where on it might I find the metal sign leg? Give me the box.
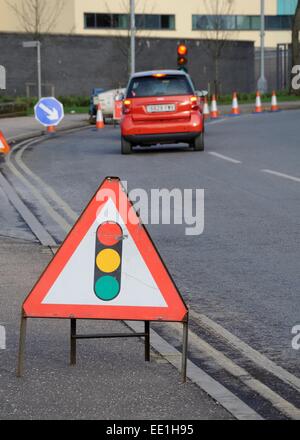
[17,311,27,377]
[70,318,77,365]
[144,321,150,362]
[181,317,189,383]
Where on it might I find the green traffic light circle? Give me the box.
[95,276,120,301]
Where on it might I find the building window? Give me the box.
[84,13,175,30]
[250,16,261,31]
[85,13,96,28]
[84,13,127,29]
[192,15,293,31]
[236,16,251,30]
[277,0,297,15]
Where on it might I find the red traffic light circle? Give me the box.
[177,44,188,56]
[97,222,122,246]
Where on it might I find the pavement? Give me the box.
[0,113,89,143]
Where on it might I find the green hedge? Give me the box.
[0,95,90,108]
[0,102,27,117]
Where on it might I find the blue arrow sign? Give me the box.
[34,97,64,127]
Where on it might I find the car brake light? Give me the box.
[190,96,199,110]
[152,73,167,78]
[123,99,131,114]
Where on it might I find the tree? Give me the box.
[6,0,65,38]
[196,0,235,95]
[291,0,300,94]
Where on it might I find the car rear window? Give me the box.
[127,75,194,98]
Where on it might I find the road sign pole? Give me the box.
[70,318,77,365]
[181,313,189,383]
[144,321,150,362]
[37,41,42,101]
[22,41,42,100]
[17,311,27,377]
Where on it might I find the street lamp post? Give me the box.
[130,0,136,77]
[257,0,268,93]
[22,41,42,100]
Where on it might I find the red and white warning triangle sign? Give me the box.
[0,131,10,154]
[23,177,187,322]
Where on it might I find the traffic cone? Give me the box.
[254,91,263,113]
[210,94,219,119]
[47,125,56,134]
[271,91,279,112]
[231,92,240,116]
[0,130,10,155]
[203,96,210,120]
[96,102,105,129]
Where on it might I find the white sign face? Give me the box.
[42,199,167,308]
[0,65,6,90]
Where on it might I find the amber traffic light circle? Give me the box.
[178,57,187,66]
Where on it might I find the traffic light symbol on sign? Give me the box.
[94,222,123,301]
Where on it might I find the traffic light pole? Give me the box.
[258,0,268,93]
[130,0,136,76]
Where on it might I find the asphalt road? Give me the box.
[1,110,300,418]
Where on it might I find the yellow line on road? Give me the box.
[190,310,300,393]
[169,322,300,420]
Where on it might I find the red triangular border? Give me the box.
[23,177,188,322]
[0,131,10,154]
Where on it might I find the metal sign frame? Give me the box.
[17,314,189,382]
[17,177,189,382]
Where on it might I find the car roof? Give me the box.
[130,70,188,79]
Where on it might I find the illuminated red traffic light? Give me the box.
[177,44,188,56]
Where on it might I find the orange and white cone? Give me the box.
[47,125,56,134]
[0,130,10,155]
[271,91,279,112]
[231,92,240,116]
[203,96,210,120]
[210,94,219,119]
[254,91,263,113]
[96,102,104,129]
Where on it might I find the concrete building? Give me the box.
[0,0,297,48]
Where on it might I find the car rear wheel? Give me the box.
[121,137,132,155]
[192,132,204,151]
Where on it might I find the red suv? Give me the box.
[120,70,205,154]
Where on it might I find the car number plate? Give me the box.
[147,104,176,113]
